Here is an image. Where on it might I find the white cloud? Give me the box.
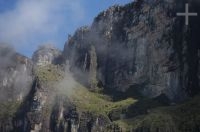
[0,0,85,47]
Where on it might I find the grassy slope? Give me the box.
[34,64,64,82]
[34,64,200,131]
[71,83,137,115]
[114,95,200,132]
[35,64,137,118]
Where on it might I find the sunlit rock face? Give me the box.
[32,44,62,66]
[0,45,33,102]
[63,0,200,101]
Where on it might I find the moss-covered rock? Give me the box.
[70,83,137,117]
[0,101,21,120]
[34,64,64,82]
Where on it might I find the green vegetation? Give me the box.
[71,83,137,116]
[33,64,200,131]
[34,64,64,82]
[114,112,177,131]
[0,101,21,120]
[35,64,136,123]
[113,95,200,132]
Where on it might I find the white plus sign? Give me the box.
[177,3,198,26]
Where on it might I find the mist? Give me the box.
[56,65,77,98]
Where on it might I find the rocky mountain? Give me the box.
[32,44,62,66]
[0,45,33,131]
[0,0,200,132]
[64,0,200,102]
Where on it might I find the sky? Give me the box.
[0,0,132,58]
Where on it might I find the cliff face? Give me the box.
[63,0,200,101]
[0,45,110,132]
[0,0,200,132]
[0,45,33,131]
[16,64,112,132]
[0,45,33,101]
